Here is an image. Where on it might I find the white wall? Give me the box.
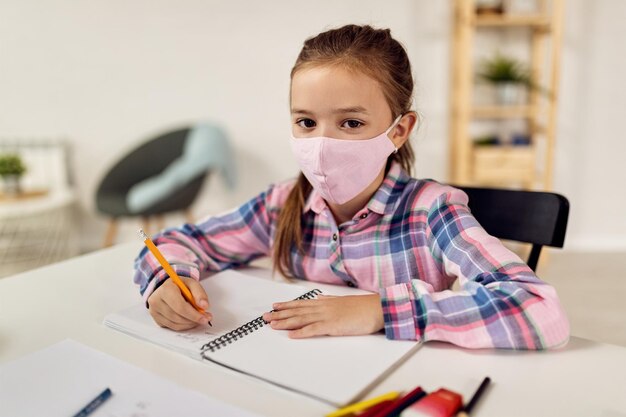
[556,0,626,250]
[0,0,624,252]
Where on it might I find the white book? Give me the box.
[104,270,421,407]
[0,339,263,417]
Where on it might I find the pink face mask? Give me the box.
[290,115,402,205]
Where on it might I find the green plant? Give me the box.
[477,53,532,85]
[0,154,27,177]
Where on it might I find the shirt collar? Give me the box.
[302,160,411,216]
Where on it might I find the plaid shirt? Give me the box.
[134,161,569,349]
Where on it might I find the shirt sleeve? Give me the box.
[380,186,570,350]
[133,183,284,304]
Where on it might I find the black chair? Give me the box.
[96,127,209,247]
[456,185,570,271]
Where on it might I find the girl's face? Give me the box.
[290,65,395,140]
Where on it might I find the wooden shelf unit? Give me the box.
[448,0,564,190]
[474,14,550,27]
[472,105,536,119]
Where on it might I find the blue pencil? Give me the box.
[72,387,113,417]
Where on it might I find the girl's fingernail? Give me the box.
[199,300,209,309]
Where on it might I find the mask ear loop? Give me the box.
[387,114,403,154]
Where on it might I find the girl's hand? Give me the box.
[147,276,213,331]
[262,294,384,338]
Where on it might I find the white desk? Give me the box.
[1,243,625,417]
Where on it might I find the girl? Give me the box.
[134,24,569,350]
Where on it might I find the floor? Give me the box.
[539,250,626,347]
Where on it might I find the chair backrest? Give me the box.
[97,128,191,194]
[96,127,210,216]
[455,185,570,271]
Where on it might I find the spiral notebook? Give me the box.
[104,270,420,406]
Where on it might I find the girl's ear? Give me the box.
[390,111,418,150]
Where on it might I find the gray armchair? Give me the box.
[95,127,209,247]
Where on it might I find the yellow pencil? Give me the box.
[139,229,210,323]
[325,391,401,417]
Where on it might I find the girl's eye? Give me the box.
[296,118,316,128]
[342,119,364,129]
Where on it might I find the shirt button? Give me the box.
[347,281,356,288]
[332,233,338,241]
[360,213,368,219]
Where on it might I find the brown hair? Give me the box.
[273,24,416,278]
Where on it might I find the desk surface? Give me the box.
[1,243,625,417]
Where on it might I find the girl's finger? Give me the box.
[270,313,322,330]
[162,283,212,324]
[153,310,198,331]
[264,307,314,322]
[272,299,313,310]
[157,302,201,327]
[183,276,211,311]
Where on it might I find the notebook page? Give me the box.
[104,270,309,359]
[204,317,420,406]
[0,339,262,417]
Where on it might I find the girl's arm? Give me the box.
[381,187,570,350]
[133,182,287,304]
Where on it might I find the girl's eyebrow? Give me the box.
[291,108,313,115]
[333,106,369,114]
[290,106,369,115]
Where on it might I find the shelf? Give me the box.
[472,146,535,184]
[472,105,535,119]
[474,14,550,28]
[0,189,49,202]
[449,0,563,189]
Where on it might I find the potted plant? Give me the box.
[477,53,534,105]
[0,154,27,195]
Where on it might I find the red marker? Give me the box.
[401,388,463,417]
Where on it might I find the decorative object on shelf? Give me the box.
[0,154,27,196]
[474,135,502,147]
[511,132,531,146]
[476,0,504,14]
[477,53,532,105]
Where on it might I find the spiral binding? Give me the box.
[200,288,322,354]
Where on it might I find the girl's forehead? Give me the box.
[291,65,379,90]
[290,66,387,113]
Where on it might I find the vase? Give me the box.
[495,82,522,105]
[2,175,22,196]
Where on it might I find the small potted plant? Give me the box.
[477,53,533,105]
[0,154,27,195]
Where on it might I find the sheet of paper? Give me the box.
[0,339,262,417]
